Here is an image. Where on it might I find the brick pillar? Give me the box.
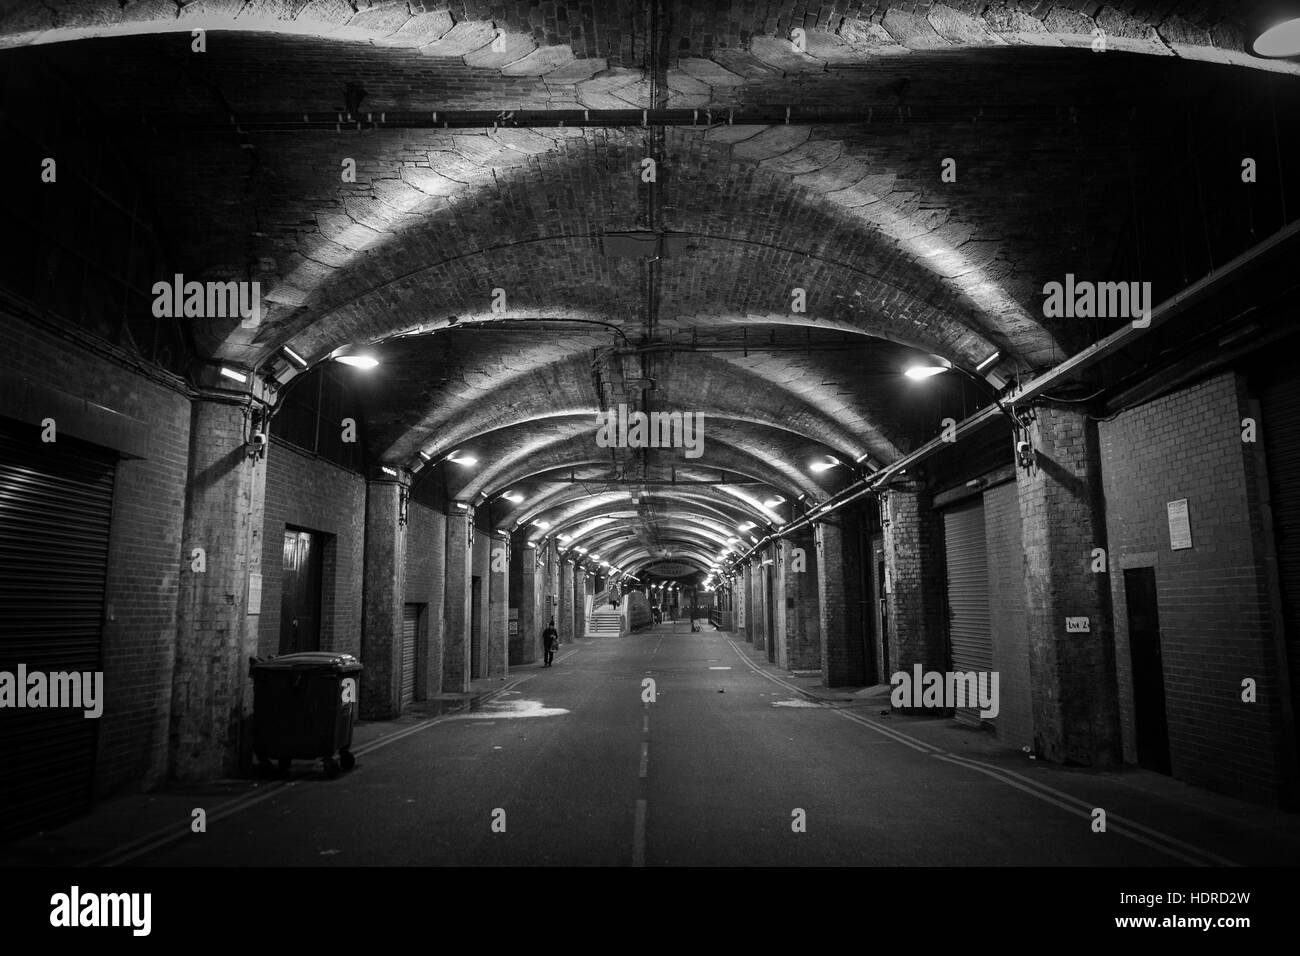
[882,484,946,684]
[443,510,472,693]
[421,510,447,699]
[815,517,867,687]
[487,533,509,678]
[547,540,560,629]
[360,477,407,719]
[518,542,539,664]
[172,396,267,779]
[755,560,765,647]
[734,568,746,634]
[1018,405,1122,766]
[559,559,575,644]
[776,528,821,671]
[574,567,588,638]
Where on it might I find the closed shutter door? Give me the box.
[0,419,115,841]
[1258,370,1300,761]
[401,604,418,705]
[943,497,992,726]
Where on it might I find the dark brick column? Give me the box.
[360,476,407,719]
[734,566,747,635]
[1018,405,1122,766]
[777,528,821,671]
[574,567,588,638]
[753,551,769,654]
[487,533,509,679]
[815,517,867,687]
[559,558,575,644]
[518,542,539,664]
[443,510,472,693]
[882,483,947,681]
[173,394,267,779]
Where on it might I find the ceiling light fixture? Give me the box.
[281,346,308,368]
[334,351,379,370]
[809,456,840,473]
[219,366,248,383]
[904,359,950,380]
[446,451,477,466]
[502,491,524,503]
[1254,16,1300,56]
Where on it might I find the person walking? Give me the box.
[542,618,559,667]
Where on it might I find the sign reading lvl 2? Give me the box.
[1065,617,1091,634]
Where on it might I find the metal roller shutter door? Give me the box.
[0,419,115,842]
[943,498,992,726]
[401,604,418,705]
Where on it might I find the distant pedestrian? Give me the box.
[542,619,559,667]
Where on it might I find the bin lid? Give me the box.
[250,652,363,673]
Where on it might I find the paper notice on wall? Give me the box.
[1167,498,1192,551]
[247,572,262,616]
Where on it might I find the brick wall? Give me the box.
[1100,372,1294,804]
[883,485,946,677]
[782,528,822,671]
[259,438,366,659]
[406,500,446,697]
[0,307,192,799]
[815,513,868,687]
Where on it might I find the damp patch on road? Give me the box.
[455,699,569,719]
[771,699,822,708]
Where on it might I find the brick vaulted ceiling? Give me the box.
[5,1,1299,574]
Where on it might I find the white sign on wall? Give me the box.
[247,572,262,616]
[1167,498,1193,551]
[1065,616,1090,633]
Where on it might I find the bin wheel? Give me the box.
[339,750,355,772]
[323,756,341,778]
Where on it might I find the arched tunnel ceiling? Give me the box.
[3,1,1295,76]
[8,1,1298,573]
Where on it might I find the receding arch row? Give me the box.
[442,425,845,516]
[383,343,906,469]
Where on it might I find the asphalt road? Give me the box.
[116,625,1284,867]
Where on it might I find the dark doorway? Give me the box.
[1125,567,1171,775]
[470,575,483,678]
[280,528,323,654]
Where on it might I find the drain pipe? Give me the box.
[721,217,1300,576]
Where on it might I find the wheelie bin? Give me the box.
[249,652,363,778]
